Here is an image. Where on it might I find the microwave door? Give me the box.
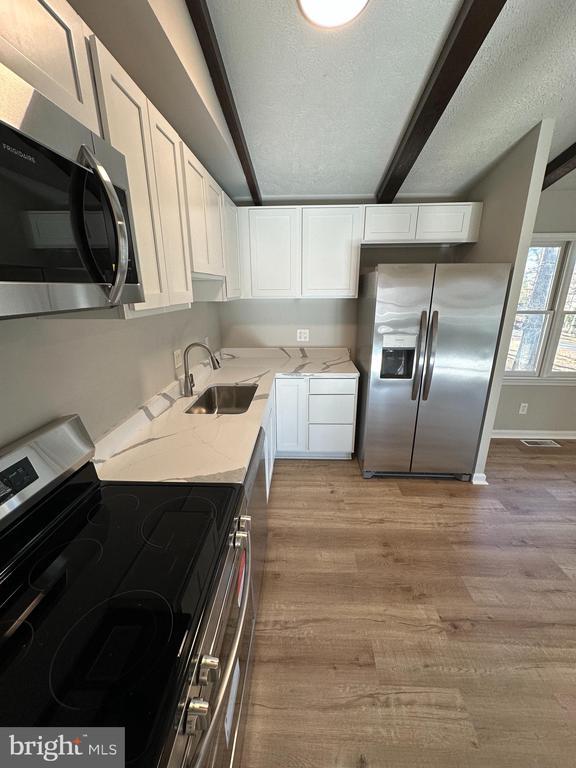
[69,163,108,288]
[77,145,129,306]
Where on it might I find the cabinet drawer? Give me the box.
[309,377,357,395]
[309,424,354,453]
[309,395,356,424]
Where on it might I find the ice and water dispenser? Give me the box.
[377,329,418,380]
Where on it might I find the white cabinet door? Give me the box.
[204,175,226,276]
[302,207,362,297]
[364,205,418,242]
[415,204,482,242]
[90,39,169,312]
[0,0,99,131]
[249,208,301,298]
[263,386,276,498]
[275,378,308,453]
[147,102,193,305]
[180,143,210,274]
[222,194,241,299]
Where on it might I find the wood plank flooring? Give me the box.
[241,440,576,768]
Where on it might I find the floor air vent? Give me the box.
[520,439,561,448]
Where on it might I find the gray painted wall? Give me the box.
[459,120,555,470]
[494,187,576,432]
[0,304,220,448]
[495,384,576,432]
[534,189,576,233]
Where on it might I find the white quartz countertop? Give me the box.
[96,348,358,485]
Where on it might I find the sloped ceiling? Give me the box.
[206,0,461,199]
[207,0,576,201]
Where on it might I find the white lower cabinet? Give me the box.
[275,377,308,453]
[275,376,358,458]
[263,385,276,499]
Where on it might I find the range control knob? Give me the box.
[234,531,248,549]
[198,654,220,685]
[186,698,211,734]
[239,515,252,531]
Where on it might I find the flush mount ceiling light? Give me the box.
[298,0,369,29]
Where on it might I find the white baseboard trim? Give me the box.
[492,429,576,439]
[275,452,352,460]
[471,473,488,485]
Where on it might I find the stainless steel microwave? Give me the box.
[0,75,144,319]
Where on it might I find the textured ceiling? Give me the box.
[206,0,461,199]
[399,0,576,195]
[208,0,576,200]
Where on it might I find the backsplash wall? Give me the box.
[218,299,357,353]
[0,304,221,447]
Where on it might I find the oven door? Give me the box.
[183,523,256,768]
[0,118,143,319]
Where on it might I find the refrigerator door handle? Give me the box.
[411,310,428,400]
[422,310,439,401]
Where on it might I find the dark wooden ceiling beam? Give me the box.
[185,0,262,204]
[376,0,508,203]
[542,142,576,190]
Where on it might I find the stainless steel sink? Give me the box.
[185,384,258,415]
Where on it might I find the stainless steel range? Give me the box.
[0,416,267,768]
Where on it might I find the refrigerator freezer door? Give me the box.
[360,263,435,473]
[411,263,510,475]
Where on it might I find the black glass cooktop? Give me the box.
[0,463,241,767]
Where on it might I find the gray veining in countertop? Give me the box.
[96,347,358,485]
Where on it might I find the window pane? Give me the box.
[517,246,561,310]
[506,313,546,372]
[552,314,576,372]
[564,263,576,311]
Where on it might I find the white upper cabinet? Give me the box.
[0,0,99,131]
[222,194,241,299]
[180,144,210,274]
[363,203,482,244]
[90,39,169,312]
[248,208,301,298]
[147,102,193,306]
[364,205,418,242]
[415,203,482,242]
[302,207,362,298]
[204,175,226,276]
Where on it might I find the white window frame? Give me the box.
[504,235,576,385]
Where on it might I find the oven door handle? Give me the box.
[77,144,129,305]
[189,529,252,768]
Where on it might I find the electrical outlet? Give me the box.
[519,402,528,415]
[173,349,183,369]
[296,329,310,342]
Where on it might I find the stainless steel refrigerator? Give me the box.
[356,263,510,478]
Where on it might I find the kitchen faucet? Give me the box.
[183,342,221,397]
